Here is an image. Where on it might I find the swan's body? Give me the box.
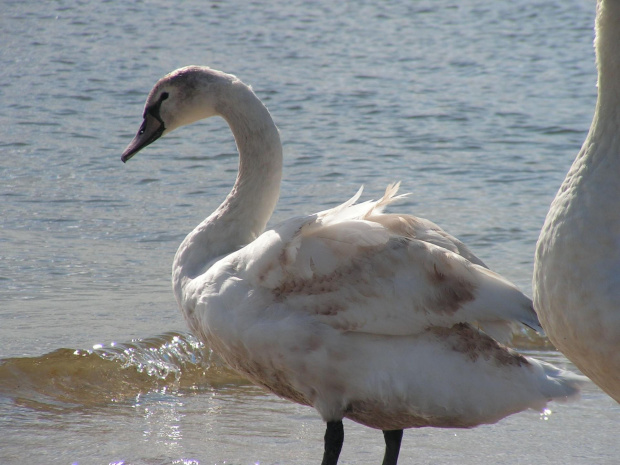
[534,0,620,403]
[122,66,584,464]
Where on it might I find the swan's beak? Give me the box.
[121,113,165,163]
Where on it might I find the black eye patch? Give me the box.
[143,91,169,124]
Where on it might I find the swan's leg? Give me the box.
[381,429,403,465]
[321,420,344,465]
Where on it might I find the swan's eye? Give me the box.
[161,92,169,101]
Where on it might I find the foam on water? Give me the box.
[0,332,248,410]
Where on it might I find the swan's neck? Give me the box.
[172,81,282,301]
[589,0,620,144]
[595,0,620,110]
[569,0,620,175]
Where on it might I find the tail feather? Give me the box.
[534,359,588,402]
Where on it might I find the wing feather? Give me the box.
[231,185,537,339]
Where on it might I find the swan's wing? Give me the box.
[367,213,488,267]
[320,183,487,267]
[234,186,539,339]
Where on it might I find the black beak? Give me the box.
[121,113,165,163]
[121,90,170,163]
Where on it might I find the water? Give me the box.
[1,0,618,463]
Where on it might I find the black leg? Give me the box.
[321,420,344,465]
[382,429,403,465]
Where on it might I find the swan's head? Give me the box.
[121,66,238,162]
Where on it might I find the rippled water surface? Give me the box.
[1,0,618,464]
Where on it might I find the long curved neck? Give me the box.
[172,80,282,301]
[562,0,620,185]
[582,0,620,158]
[594,0,620,119]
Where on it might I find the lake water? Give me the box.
[1,0,618,463]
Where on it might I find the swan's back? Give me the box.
[184,185,583,429]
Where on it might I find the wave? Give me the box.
[0,332,250,411]
[0,329,553,413]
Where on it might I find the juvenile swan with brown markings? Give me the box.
[121,66,585,464]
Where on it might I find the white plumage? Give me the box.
[534,0,620,403]
[122,65,584,464]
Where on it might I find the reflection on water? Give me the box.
[0,333,265,464]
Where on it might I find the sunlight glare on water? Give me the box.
[540,408,553,421]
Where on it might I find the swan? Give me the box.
[534,0,620,403]
[121,66,585,464]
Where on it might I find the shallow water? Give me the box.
[1,0,618,463]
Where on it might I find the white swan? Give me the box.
[534,0,620,403]
[121,66,584,464]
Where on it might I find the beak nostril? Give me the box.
[139,118,147,135]
[121,115,165,163]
